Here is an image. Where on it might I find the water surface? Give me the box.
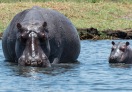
[0,40,132,92]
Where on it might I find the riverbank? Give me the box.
[78,28,132,40]
[0,28,132,40]
[0,1,131,40]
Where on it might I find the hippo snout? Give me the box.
[25,60,43,67]
[110,55,117,60]
[109,56,117,63]
[18,55,51,67]
[109,55,122,63]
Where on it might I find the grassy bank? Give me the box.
[0,1,132,32]
[0,0,132,3]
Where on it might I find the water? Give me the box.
[0,40,132,92]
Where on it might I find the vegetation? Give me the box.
[0,1,132,32]
[0,0,132,3]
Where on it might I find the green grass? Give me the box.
[0,1,132,32]
[0,0,132,3]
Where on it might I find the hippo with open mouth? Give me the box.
[109,41,132,64]
[2,6,80,67]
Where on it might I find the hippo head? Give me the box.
[15,22,51,67]
[109,41,130,63]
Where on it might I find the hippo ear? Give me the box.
[42,22,47,28]
[126,42,129,46]
[112,41,115,45]
[17,23,22,30]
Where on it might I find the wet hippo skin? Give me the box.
[109,41,132,64]
[2,6,80,67]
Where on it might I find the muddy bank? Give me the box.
[0,32,2,39]
[0,28,132,40]
[77,27,132,40]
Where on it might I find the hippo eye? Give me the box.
[119,47,125,52]
[20,36,27,42]
[19,33,28,42]
[38,32,47,41]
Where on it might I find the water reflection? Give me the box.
[1,40,132,92]
[109,63,132,68]
[4,61,80,80]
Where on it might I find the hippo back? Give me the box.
[37,7,80,62]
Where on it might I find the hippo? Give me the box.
[2,6,80,67]
[109,41,132,64]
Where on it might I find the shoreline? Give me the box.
[0,2,132,35]
[0,28,132,40]
[77,28,132,40]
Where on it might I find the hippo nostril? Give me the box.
[25,60,31,66]
[111,56,114,60]
[37,60,43,67]
[37,60,42,65]
[110,56,116,60]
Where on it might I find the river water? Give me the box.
[0,40,132,92]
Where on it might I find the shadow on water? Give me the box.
[4,61,80,78]
[109,63,132,68]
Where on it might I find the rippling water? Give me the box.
[0,40,132,92]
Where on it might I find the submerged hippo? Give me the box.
[2,6,80,67]
[109,41,132,64]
